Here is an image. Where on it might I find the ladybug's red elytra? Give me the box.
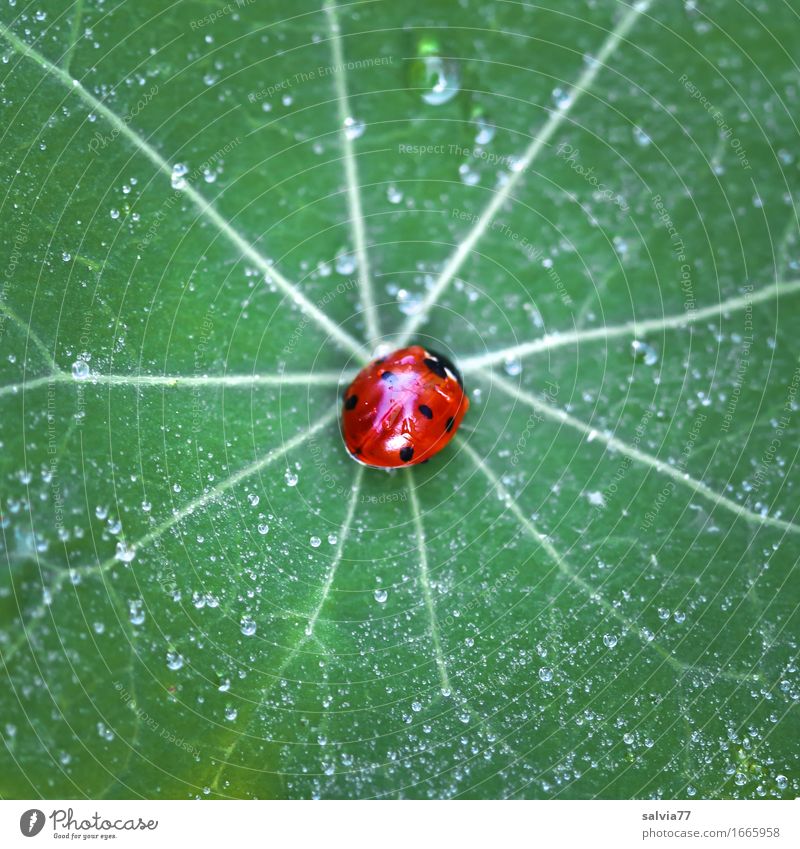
[341,345,469,468]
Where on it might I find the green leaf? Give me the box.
[1,0,798,800]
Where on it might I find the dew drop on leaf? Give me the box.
[632,125,652,146]
[170,162,189,190]
[631,339,659,365]
[410,42,460,106]
[335,250,357,275]
[343,116,365,140]
[166,651,184,671]
[386,184,403,204]
[71,359,90,380]
[115,540,136,563]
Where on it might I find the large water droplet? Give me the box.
[240,616,257,636]
[410,39,460,105]
[538,667,553,682]
[373,588,388,603]
[72,359,90,380]
[115,540,136,563]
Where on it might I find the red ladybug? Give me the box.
[341,345,469,468]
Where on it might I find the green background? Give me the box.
[1,0,798,799]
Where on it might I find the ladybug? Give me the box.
[341,345,469,468]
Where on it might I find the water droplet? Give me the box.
[166,651,184,671]
[240,616,257,636]
[115,540,136,563]
[503,356,522,376]
[335,250,357,275]
[586,491,606,508]
[72,359,90,380]
[310,535,321,548]
[247,493,260,507]
[412,47,461,105]
[327,532,338,545]
[171,162,189,190]
[411,700,422,712]
[458,162,480,186]
[673,610,686,624]
[257,522,270,535]
[386,184,404,204]
[224,706,238,721]
[603,633,618,649]
[396,288,422,316]
[552,87,572,110]
[775,774,788,790]
[373,588,388,603]
[109,208,120,219]
[284,468,299,487]
[474,116,496,145]
[538,667,553,682]
[343,116,365,140]
[623,732,635,745]
[128,600,145,625]
[633,125,652,146]
[631,339,658,366]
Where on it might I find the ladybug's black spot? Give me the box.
[445,416,455,432]
[418,403,433,419]
[426,348,463,387]
[376,357,386,364]
[380,370,396,383]
[399,446,414,463]
[344,394,358,410]
[423,357,447,380]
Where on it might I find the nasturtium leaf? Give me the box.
[1,0,798,799]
